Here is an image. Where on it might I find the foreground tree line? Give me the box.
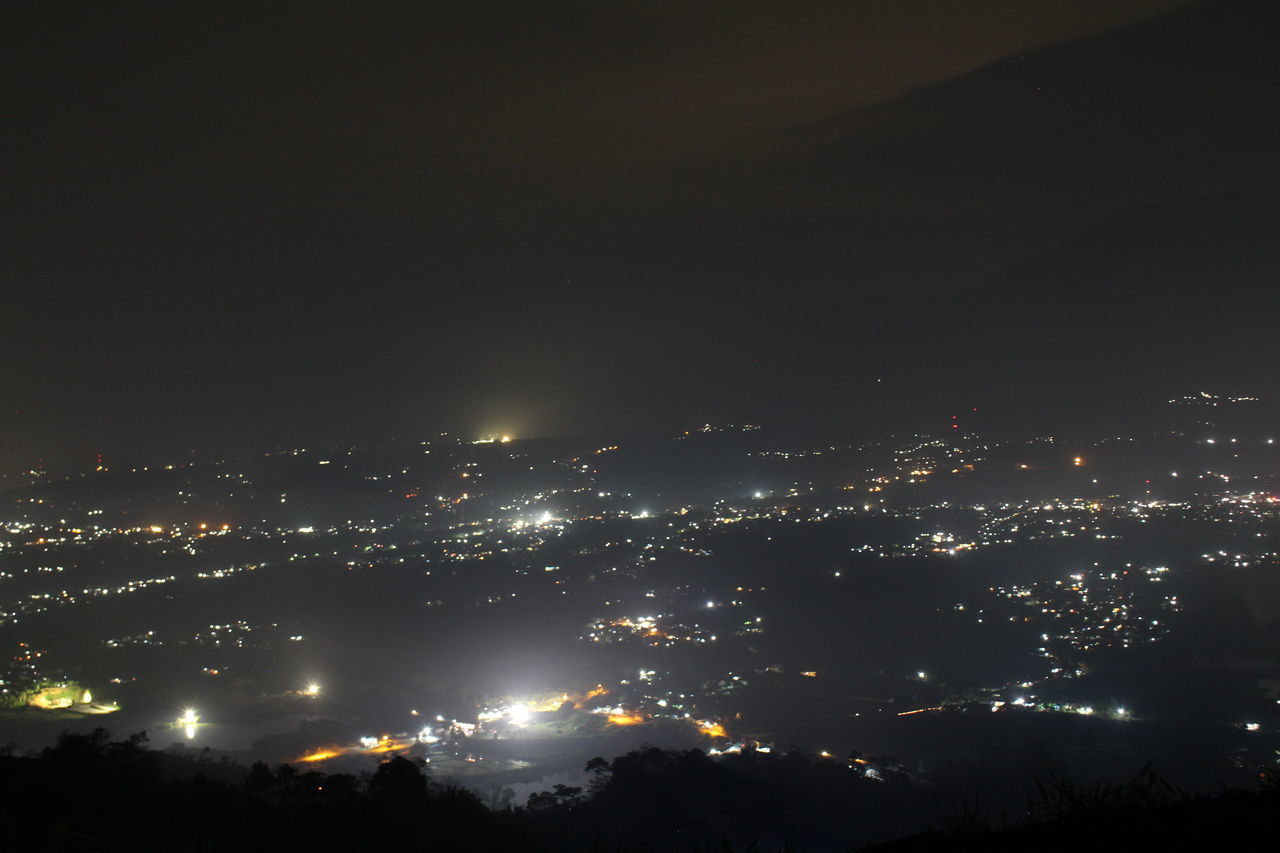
[0,729,1274,851]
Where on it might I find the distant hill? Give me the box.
[911,192,1280,434]
[798,0,1280,218]
[986,192,1280,304]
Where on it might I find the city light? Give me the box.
[177,708,200,740]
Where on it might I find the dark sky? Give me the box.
[5,0,1278,471]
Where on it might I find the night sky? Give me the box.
[5,0,1278,472]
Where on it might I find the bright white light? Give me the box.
[178,708,199,726]
[508,704,531,725]
[184,724,196,740]
[359,736,378,749]
[303,682,321,697]
[538,511,553,524]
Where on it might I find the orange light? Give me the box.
[296,749,342,763]
[607,713,645,726]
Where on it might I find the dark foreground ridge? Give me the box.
[1,729,1276,851]
[873,767,1280,851]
